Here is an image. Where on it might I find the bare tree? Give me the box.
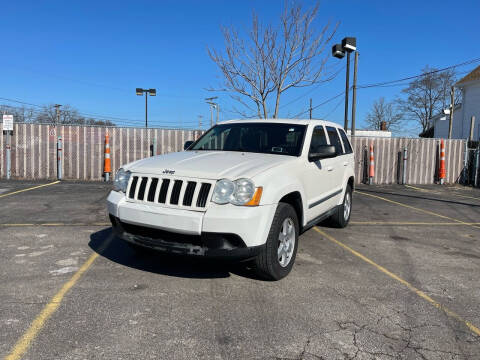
[35,104,115,126]
[398,67,458,133]
[208,2,337,118]
[0,105,36,123]
[365,97,402,131]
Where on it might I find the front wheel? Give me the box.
[254,203,299,281]
[329,184,352,228]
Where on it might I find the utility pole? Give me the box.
[448,86,454,139]
[205,97,218,128]
[351,51,359,136]
[216,103,219,124]
[344,51,351,132]
[54,104,61,126]
[309,98,312,119]
[209,105,213,127]
[198,115,203,128]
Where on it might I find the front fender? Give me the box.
[253,167,307,223]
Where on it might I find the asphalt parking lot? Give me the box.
[1,180,480,359]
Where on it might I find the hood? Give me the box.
[124,151,295,180]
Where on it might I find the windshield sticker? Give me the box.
[289,128,295,132]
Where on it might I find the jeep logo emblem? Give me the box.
[162,169,175,175]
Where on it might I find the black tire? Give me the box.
[329,184,352,228]
[254,203,299,281]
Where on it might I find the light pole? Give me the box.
[54,104,62,127]
[136,88,156,128]
[332,37,357,133]
[205,97,218,127]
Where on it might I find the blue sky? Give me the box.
[1,0,479,133]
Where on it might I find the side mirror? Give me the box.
[184,140,194,150]
[308,145,336,162]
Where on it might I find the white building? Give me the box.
[430,65,480,140]
[346,129,391,138]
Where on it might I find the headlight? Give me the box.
[212,178,260,206]
[211,179,235,204]
[231,178,255,205]
[114,168,131,193]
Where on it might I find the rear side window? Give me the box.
[326,126,344,155]
[309,126,328,153]
[338,129,353,154]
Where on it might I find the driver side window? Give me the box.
[309,126,328,153]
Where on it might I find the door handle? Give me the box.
[326,166,333,171]
[343,162,348,166]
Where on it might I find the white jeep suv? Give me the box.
[107,119,354,280]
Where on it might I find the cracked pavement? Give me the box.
[0,181,479,359]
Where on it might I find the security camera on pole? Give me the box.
[332,37,357,134]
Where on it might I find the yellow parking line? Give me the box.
[4,233,114,360]
[350,221,480,226]
[404,184,428,192]
[0,223,110,227]
[0,181,60,199]
[356,190,480,230]
[405,184,480,201]
[313,227,480,337]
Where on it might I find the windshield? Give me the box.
[189,123,306,156]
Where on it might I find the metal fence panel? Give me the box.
[0,124,467,183]
[350,137,466,185]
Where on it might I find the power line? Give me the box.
[357,57,480,89]
[0,96,199,126]
[279,65,346,110]
[2,64,201,100]
[355,68,474,89]
[0,99,200,129]
[319,96,344,119]
[297,59,479,120]
[293,91,345,118]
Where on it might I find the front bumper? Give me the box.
[110,215,263,259]
[107,190,276,257]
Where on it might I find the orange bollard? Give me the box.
[439,139,446,185]
[369,143,374,185]
[104,133,111,181]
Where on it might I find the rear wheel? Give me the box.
[254,203,299,280]
[329,184,352,228]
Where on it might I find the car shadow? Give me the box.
[358,187,480,208]
[88,228,262,280]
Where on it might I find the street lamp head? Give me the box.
[341,37,356,52]
[332,44,345,59]
[148,89,156,96]
[136,88,144,96]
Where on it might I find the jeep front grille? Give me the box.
[126,175,214,210]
